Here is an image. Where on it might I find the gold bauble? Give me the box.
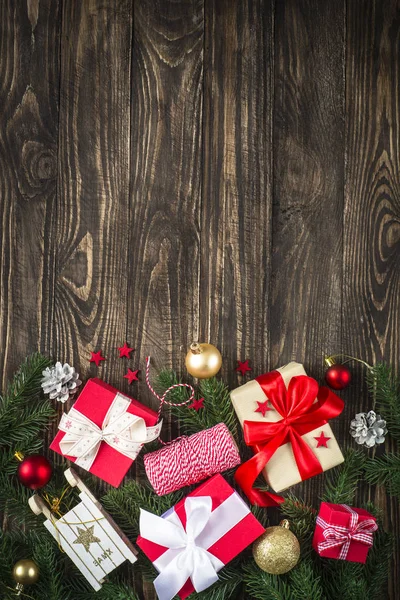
[252,520,300,574]
[185,342,222,379]
[12,559,40,586]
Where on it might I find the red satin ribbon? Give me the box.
[234,370,344,506]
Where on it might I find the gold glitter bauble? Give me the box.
[12,559,40,586]
[252,520,300,574]
[185,343,222,379]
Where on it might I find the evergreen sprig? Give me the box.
[322,449,366,505]
[243,561,292,600]
[0,353,54,452]
[367,362,400,441]
[363,453,400,499]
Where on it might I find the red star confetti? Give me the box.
[124,368,140,384]
[314,431,331,448]
[189,397,205,411]
[255,400,271,417]
[236,360,252,376]
[118,342,134,358]
[90,350,106,367]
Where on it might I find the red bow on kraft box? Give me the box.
[234,370,344,506]
[313,502,378,563]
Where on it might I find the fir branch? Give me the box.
[243,561,292,600]
[322,449,366,505]
[190,559,245,600]
[0,473,42,529]
[367,362,400,441]
[102,481,185,539]
[363,519,393,599]
[155,370,239,437]
[320,560,367,600]
[0,353,54,450]
[363,453,400,499]
[289,560,324,600]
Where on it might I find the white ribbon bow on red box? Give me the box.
[139,494,250,600]
[58,393,162,470]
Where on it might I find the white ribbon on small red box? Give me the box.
[58,392,162,470]
[139,493,251,600]
[317,504,378,559]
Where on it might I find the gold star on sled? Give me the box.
[73,525,101,552]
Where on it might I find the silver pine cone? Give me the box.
[41,362,82,403]
[350,410,387,448]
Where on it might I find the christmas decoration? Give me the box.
[28,468,137,591]
[16,453,52,490]
[314,431,331,447]
[50,378,161,486]
[254,399,271,416]
[188,397,204,411]
[313,502,378,563]
[324,361,352,390]
[137,474,265,600]
[185,342,222,379]
[144,423,241,495]
[41,361,81,403]
[236,360,252,376]
[252,520,300,574]
[12,558,39,593]
[123,368,139,384]
[144,358,240,495]
[350,410,387,447]
[0,353,395,600]
[231,362,344,505]
[89,350,106,367]
[118,343,134,358]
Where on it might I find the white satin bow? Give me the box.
[58,392,162,470]
[140,494,250,600]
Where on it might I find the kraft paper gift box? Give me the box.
[137,474,265,600]
[231,362,344,493]
[313,502,378,563]
[51,378,161,487]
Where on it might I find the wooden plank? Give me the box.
[128,0,204,408]
[270,0,345,502]
[0,0,61,385]
[344,1,400,596]
[201,0,274,388]
[52,0,133,398]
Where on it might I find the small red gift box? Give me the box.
[50,378,159,487]
[137,474,265,599]
[313,502,378,563]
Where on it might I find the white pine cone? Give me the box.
[350,410,387,448]
[41,362,82,403]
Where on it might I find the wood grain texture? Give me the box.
[128,0,204,409]
[201,0,274,389]
[344,1,400,596]
[0,0,400,597]
[0,0,61,385]
[52,0,133,391]
[271,0,345,505]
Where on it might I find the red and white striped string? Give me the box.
[145,356,195,445]
[144,356,241,494]
[317,504,377,559]
[144,422,241,495]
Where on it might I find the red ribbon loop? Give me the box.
[234,370,344,506]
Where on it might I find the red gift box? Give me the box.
[50,378,158,487]
[313,502,378,563]
[137,474,265,599]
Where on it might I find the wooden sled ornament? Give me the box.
[29,468,137,591]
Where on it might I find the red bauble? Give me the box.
[325,364,351,390]
[17,455,52,490]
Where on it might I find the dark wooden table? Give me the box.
[1,0,399,598]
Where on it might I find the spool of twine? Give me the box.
[144,422,241,496]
